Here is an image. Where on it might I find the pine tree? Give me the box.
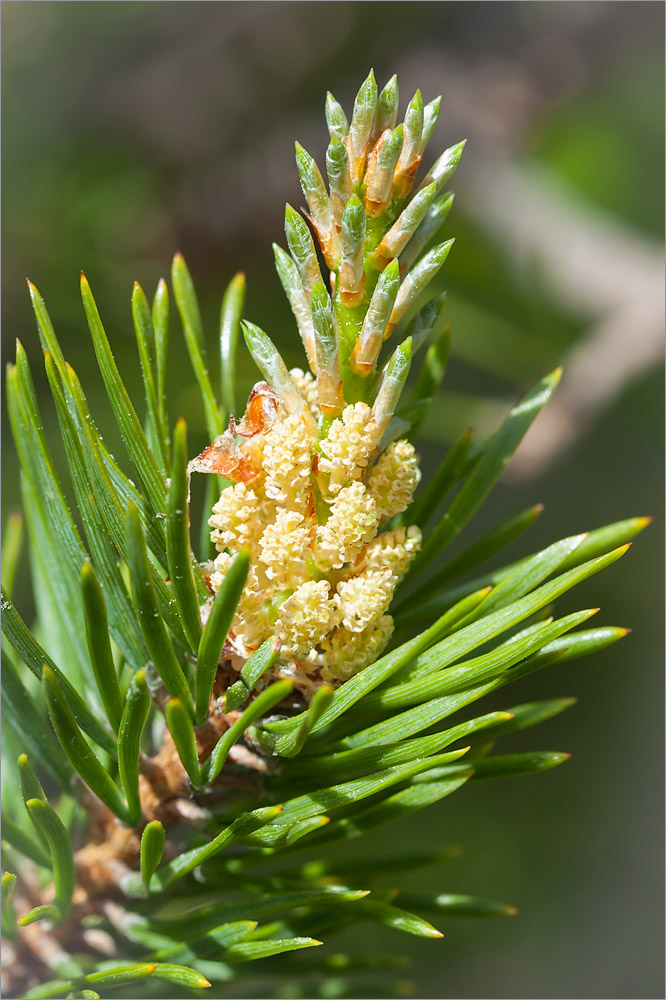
[1,70,648,1000]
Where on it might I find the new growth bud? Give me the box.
[284,204,323,293]
[386,239,454,337]
[372,336,412,435]
[272,244,316,373]
[420,96,442,155]
[399,192,454,271]
[326,138,353,227]
[393,90,424,200]
[403,293,448,355]
[370,74,399,147]
[347,69,378,187]
[295,142,340,268]
[364,126,404,218]
[325,91,349,140]
[351,259,400,374]
[241,320,316,430]
[374,182,438,263]
[311,282,344,417]
[418,139,466,194]
[339,195,367,306]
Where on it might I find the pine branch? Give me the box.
[0,70,647,1000]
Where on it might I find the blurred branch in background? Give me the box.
[468,160,664,476]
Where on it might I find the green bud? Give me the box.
[348,69,378,185]
[1,872,18,940]
[284,204,322,291]
[388,239,454,332]
[242,320,316,427]
[295,141,331,226]
[420,139,467,193]
[403,293,448,355]
[399,90,424,169]
[295,142,339,267]
[311,282,337,355]
[140,821,166,891]
[273,244,316,371]
[375,181,437,260]
[392,90,425,200]
[371,74,399,145]
[18,753,46,805]
[311,282,343,417]
[372,336,412,433]
[364,125,403,215]
[166,698,201,788]
[352,259,400,373]
[420,96,442,155]
[340,195,367,305]
[400,192,455,270]
[325,91,348,140]
[326,138,352,226]
[377,124,404,171]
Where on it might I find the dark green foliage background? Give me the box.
[2,3,663,997]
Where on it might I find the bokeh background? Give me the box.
[2,2,664,998]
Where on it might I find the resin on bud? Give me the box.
[351,259,400,375]
[339,195,367,307]
[242,320,316,429]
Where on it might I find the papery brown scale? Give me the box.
[190,431,261,483]
[305,484,317,521]
[235,381,280,437]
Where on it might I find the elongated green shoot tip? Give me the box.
[140,821,165,890]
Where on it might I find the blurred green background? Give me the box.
[2,2,663,997]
